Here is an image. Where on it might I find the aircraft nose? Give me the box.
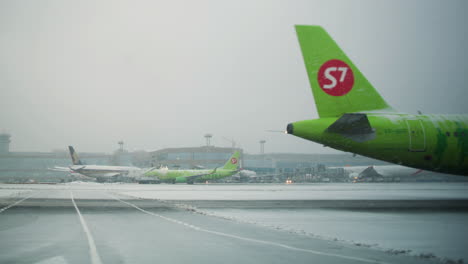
[286,123,294,134]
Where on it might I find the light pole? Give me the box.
[259,140,266,154]
[204,134,213,147]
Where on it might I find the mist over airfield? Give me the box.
[0,0,467,153]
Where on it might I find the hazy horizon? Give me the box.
[1,0,467,154]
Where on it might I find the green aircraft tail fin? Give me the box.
[222,151,241,170]
[295,25,394,118]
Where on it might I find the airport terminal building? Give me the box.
[0,132,387,183]
[3,132,461,183]
[0,133,123,183]
[0,151,110,183]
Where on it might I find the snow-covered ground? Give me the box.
[200,207,468,261]
[117,182,468,200]
[1,182,467,261]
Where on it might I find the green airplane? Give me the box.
[144,151,241,184]
[287,25,468,176]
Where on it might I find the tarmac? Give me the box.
[0,182,467,264]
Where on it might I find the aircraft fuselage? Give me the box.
[289,113,468,176]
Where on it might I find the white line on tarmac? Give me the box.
[0,192,34,213]
[109,194,392,264]
[70,191,103,264]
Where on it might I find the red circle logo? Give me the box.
[231,158,238,164]
[317,59,354,96]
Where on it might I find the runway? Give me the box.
[0,183,467,264]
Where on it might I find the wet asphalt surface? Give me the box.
[0,183,463,264]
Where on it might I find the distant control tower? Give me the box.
[0,133,11,154]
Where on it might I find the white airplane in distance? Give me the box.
[332,165,455,182]
[53,146,151,181]
[239,169,257,178]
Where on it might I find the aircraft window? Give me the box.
[454,132,458,137]
[462,132,466,137]
[446,132,450,137]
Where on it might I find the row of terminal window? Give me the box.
[446,132,466,137]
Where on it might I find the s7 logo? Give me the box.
[323,67,348,89]
[317,59,354,96]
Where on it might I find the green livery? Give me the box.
[287,25,468,176]
[144,151,241,184]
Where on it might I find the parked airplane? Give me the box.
[337,165,421,177]
[53,146,147,181]
[144,151,241,184]
[49,165,97,182]
[239,169,257,178]
[287,25,468,176]
[329,165,422,182]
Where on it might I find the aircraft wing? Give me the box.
[49,166,71,172]
[141,167,157,174]
[184,168,218,181]
[98,172,121,177]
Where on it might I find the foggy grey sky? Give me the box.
[1,0,467,154]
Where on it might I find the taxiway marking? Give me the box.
[0,192,33,213]
[70,191,103,264]
[109,194,392,264]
